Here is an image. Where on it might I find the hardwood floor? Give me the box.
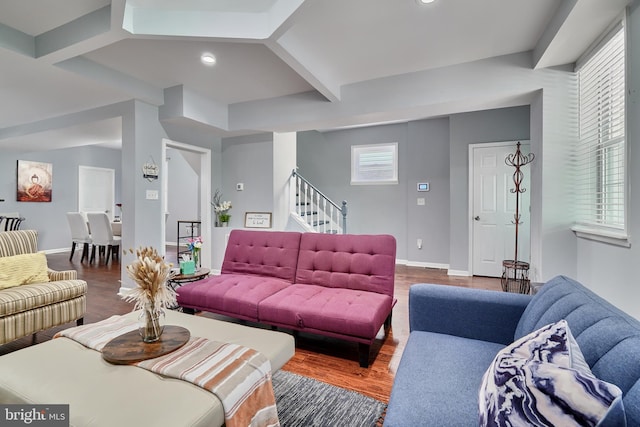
[0,250,501,404]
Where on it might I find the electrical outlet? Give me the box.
[417,198,425,206]
[417,238,423,249]
[146,190,159,200]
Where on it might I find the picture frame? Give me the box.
[16,160,53,202]
[244,212,272,228]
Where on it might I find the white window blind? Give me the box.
[575,24,626,232]
[351,143,398,185]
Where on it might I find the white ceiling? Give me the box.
[0,0,631,151]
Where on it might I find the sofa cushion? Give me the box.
[384,330,505,427]
[258,284,394,339]
[0,230,38,257]
[515,275,640,426]
[0,280,88,317]
[480,320,624,427]
[295,233,396,298]
[221,230,301,282]
[176,274,291,321]
[0,252,50,289]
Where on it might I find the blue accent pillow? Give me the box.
[479,320,625,427]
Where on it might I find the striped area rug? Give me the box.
[272,371,386,427]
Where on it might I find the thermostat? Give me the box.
[417,182,430,192]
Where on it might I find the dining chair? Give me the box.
[5,217,25,231]
[66,212,92,262]
[87,212,121,264]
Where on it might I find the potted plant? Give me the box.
[212,189,232,227]
[218,213,231,226]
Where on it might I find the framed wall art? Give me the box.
[17,160,53,202]
[244,212,272,228]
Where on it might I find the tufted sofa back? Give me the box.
[515,275,640,426]
[295,233,396,298]
[221,230,302,282]
[0,230,38,257]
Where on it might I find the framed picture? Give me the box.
[244,212,272,228]
[17,160,52,202]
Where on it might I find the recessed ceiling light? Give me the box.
[417,0,435,4]
[201,53,216,66]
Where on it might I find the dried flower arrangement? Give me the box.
[122,246,177,342]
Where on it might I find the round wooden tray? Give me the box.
[102,325,190,365]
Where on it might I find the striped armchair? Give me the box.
[0,230,87,345]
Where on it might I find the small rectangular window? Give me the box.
[351,143,398,185]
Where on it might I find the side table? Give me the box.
[168,268,211,291]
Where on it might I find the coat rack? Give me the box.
[501,142,535,294]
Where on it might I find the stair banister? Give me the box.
[291,169,347,234]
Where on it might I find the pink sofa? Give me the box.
[176,230,397,367]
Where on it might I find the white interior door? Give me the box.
[471,143,530,277]
[78,166,115,220]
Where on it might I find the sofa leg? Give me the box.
[32,333,37,345]
[358,343,370,368]
[182,307,196,315]
[76,318,84,326]
[384,312,392,332]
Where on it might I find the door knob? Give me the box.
[474,216,480,221]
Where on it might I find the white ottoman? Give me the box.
[0,311,295,427]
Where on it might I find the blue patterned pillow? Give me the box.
[479,320,624,427]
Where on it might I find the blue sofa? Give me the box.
[385,275,640,426]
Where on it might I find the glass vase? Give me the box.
[138,303,165,343]
[192,250,200,268]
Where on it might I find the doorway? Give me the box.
[161,139,212,268]
[469,142,531,277]
[78,166,115,219]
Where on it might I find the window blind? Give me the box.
[351,143,398,184]
[575,25,625,230]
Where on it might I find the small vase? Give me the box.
[221,222,228,227]
[138,303,165,343]
[192,250,200,268]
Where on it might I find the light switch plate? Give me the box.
[146,190,159,200]
[417,198,425,206]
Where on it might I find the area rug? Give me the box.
[272,370,386,427]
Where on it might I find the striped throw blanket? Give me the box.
[55,315,280,427]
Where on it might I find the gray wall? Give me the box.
[0,145,121,251]
[297,107,529,267]
[448,106,531,273]
[575,0,640,319]
[298,118,451,264]
[221,133,274,228]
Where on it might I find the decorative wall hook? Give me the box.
[142,156,159,182]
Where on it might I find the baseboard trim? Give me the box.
[43,247,72,255]
[448,269,471,277]
[406,261,449,270]
[118,286,131,298]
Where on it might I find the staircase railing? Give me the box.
[291,169,347,234]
